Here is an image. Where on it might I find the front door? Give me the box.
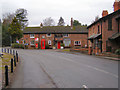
[57,42,61,49]
[41,39,45,49]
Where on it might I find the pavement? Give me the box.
[58,50,120,61]
[10,49,118,88]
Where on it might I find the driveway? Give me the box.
[11,49,118,88]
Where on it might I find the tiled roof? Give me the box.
[109,32,120,40]
[88,33,101,40]
[23,26,88,34]
[87,9,120,29]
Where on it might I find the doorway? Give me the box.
[57,42,61,49]
[41,39,45,49]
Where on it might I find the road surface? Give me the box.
[11,49,118,88]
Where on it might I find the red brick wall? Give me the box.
[102,15,119,52]
[23,33,88,49]
[69,34,88,48]
[88,13,119,53]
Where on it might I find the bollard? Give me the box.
[5,65,9,86]
[16,53,18,62]
[13,50,15,55]
[10,49,12,54]
[16,51,17,56]
[14,56,16,67]
[5,48,6,53]
[2,48,3,53]
[11,58,13,73]
[8,49,9,54]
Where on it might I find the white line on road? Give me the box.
[58,56,118,78]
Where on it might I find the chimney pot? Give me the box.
[71,18,73,29]
[102,10,108,17]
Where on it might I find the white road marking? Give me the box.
[58,56,118,78]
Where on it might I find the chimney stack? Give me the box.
[113,0,120,12]
[71,18,73,29]
[102,10,108,17]
[40,23,43,28]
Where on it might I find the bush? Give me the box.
[12,43,24,49]
[24,45,28,49]
[115,49,120,55]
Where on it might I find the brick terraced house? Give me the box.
[22,19,88,49]
[87,0,120,55]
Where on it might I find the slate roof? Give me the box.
[88,34,101,40]
[23,26,88,34]
[87,9,120,29]
[109,32,120,40]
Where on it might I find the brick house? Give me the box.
[22,19,88,49]
[87,0,120,55]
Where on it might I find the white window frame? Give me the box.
[30,34,35,38]
[48,40,52,45]
[63,34,69,37]
[30,40,35,45]
[46,34,51,37]
[74,41,81,46]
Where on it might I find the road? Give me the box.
[11,49,118,88]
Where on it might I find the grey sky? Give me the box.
[2,0,115,26]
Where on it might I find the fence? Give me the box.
[1,48,19,87]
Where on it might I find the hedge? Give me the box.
[11,43,24,49]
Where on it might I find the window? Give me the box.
[98,25,100,34]
[74,41,81,46]
[30,34,35,38]
[42,36,45,38]
[30,40,35,45]
[46,34,51,37]
[108,18,112,30]
[48,40,52,45]
[63,34,69,37]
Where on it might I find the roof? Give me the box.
[88,33,101,40]
[109,32,120,40]
[23,26,88,34]
[87,9,120,29]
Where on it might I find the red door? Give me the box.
[57,42,61,49]
[41,39,45,49]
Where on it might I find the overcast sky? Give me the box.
[1,0,115,26]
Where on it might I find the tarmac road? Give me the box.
[11,49,118,88]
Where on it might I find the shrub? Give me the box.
[12,43,24,49]
[115,49,120,55]
[24,45,28,49]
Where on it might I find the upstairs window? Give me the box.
[98,25,100,34]
[74,41,81,46]
[30,34,35,38]
[46,34,51,37]
[63,34,69,37]
[108,18,112,31]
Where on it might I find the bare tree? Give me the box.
[95,15,100,21]
[57,17,65,26]
[2,13,15,25]
[43,17,55,26]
